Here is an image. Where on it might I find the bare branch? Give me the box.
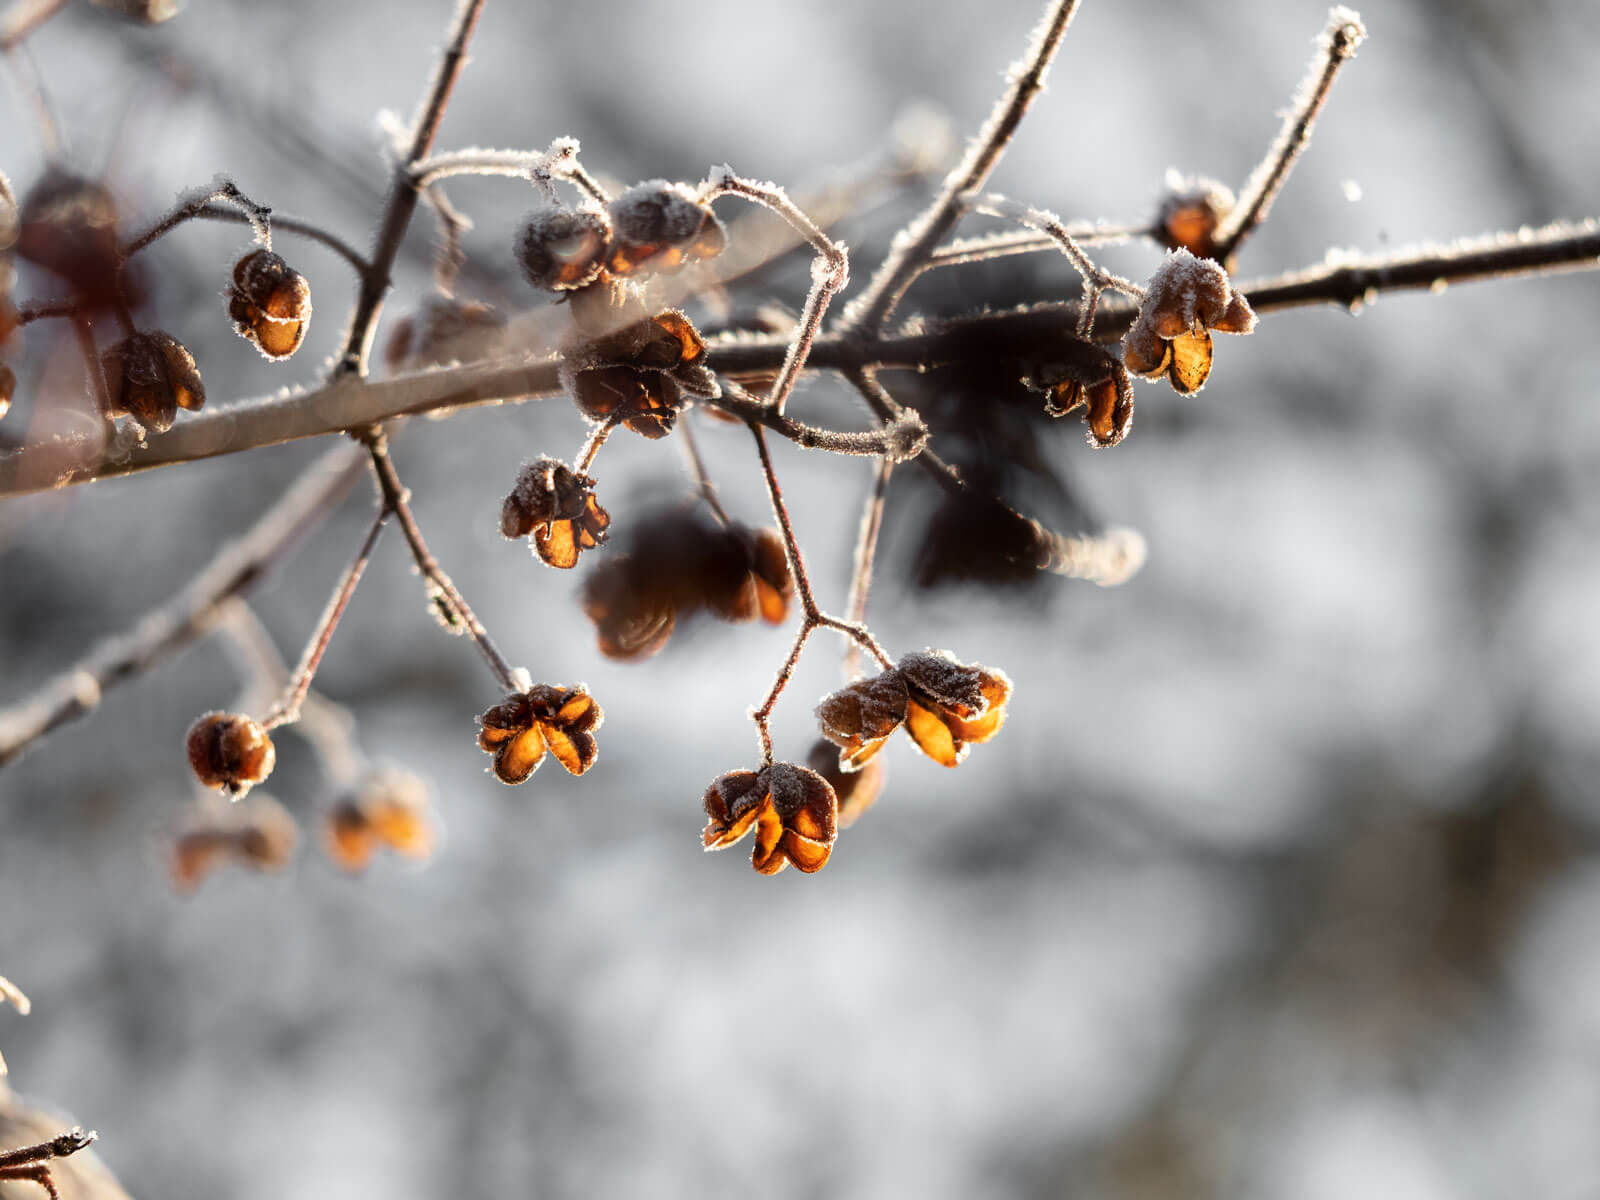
[1214,6,1368,264]
[842,0,1084,332]
[260,507,388,730]
[333,0,488,378]
[0,444,365,768]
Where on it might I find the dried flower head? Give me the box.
[806,737,885,829]
[323,768,434,871]
[559,307,717,438]
[169,793,298,892]
[477,684,603,785]
[517,204,613,292]
[185,711,276,796]
[606,180,727,278]
[580,510,792,659]
[1155,173,1236,260]
[227,249,312,360]
[100,330,204,433]
[500,456,611,569]
[566,363,683,439]
[816,650,1013,770]
[384,295,505,371]
[1122,249,1256,395]
[701,761,838,875]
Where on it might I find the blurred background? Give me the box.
[3,0,1600,1196]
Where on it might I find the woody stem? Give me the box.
[259,507,388,730]
[363,432,521,693]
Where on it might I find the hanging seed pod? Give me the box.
[227,249,312,360]
[605,180,726,278]
[517,204,613,292]
[185,711,275,797]
[100,330,205,432]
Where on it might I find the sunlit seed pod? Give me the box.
[605,181,725,278]
[99,330,205,433]
[1155,175,1235,260]
[227,250,312,360]
[184,711,275,796]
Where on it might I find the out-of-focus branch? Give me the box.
[0,444,365,768]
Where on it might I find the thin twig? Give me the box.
[120,178,272,260]
[963,191,1146,336]
[921,223,1147,272]
[189,204,371,275]
[5,220,1598,496]
[746,422,892,763]
[260,507,388,729]
[1214,7,1368,264]
[333,0,488,378]
[573,413,619,475]
[424,183,470,294]
[678,410,731,526]
[841,446,893,680]
[842,0,1083,332]
[0,444,365,768]
[700,169,849,415]
[214,601,368,789]
[408,140,581,190]
[362,431,521,694]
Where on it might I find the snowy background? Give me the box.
[3,0,1600,1196]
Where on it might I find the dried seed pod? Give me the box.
[566,363,682,439]
[913,494,1053,590]
[701,761,838,875]
[184,711,276,796]
[1034,355,1136,449]
[815,651,1013,770]
[100,330,205,433]
[16,169,135,307]
[500,457,611,569]
[806,738,885,829]
[579,511,790,659]
[816,670,909,771]
[1122,249,1255,396]
[385,295,505,371]
[897,651,1013,768]
[170,793,297,892]
[605,180,727,278]
[581,561,677,661]
[477,684,603,785]
[1155,174,1235,260]
[228,249,312,360]
[517,204,612,292]
[324,768,434,871]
